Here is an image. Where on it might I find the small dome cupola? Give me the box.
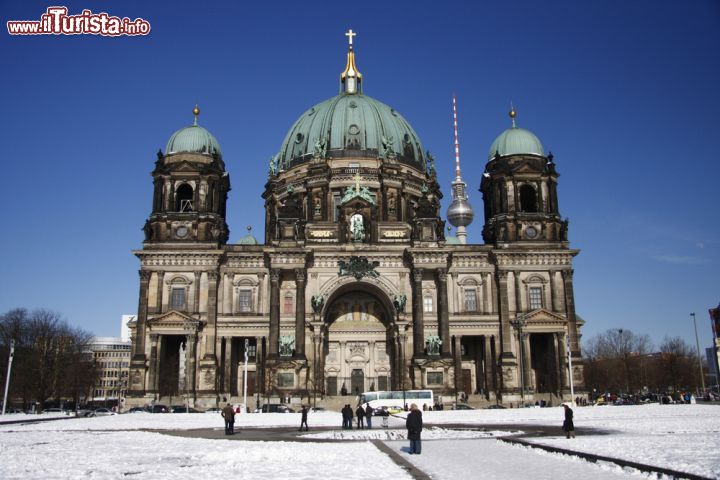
[488,106,544,160]
[166,105,223,157]
[340,29,362,94]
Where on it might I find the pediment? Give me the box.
[148,310,200,330]
[342,196,373,209]
[171,161,202,173]
[524,308,567,326]
[510,161,540,174]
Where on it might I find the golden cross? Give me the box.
[345,29,356,46]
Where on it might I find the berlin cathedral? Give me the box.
[127,31,584,409]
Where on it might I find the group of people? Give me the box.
[340,403,375,429]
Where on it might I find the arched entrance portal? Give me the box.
[322,288,397,397]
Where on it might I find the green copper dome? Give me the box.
[166,123,222,158]
[237,233,259,245]
[488,126,544,160]
[276,93,426,170]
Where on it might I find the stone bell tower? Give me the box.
[143,106,230,245]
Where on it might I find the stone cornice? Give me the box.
[224,254,265,269]
[407,249,450,269]
[449,253,491,269]
[491,250,578,267]
[312,253,405,269]
[134,250,223,267]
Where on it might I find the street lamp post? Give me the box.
[243,339,249,414]
[510,316,527,406]
[2,340,15,415]
[690,313,706,394]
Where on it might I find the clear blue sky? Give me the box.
[2,0,718,353]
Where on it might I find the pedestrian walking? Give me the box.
[562,403,575,439]
[299,405,309,431]
[342,404,352,429]
[221,403,235,435]
[365,403,373,429]
[355,404,365,429]
[406,403,423,454]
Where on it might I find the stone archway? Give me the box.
[320,283,398,397]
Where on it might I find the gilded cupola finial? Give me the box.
[509,102,517,127]
[193,104,200,126]
[340,29,362,94]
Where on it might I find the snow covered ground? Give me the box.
[0,404,717,479]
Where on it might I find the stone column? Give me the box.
[561,269,580,355]
[453,335,462,393]
[255,336,265,394]
[133,270,151,361]
[496,270,514,359]
[483,335,494,395]
[437,269,451,357]
[257,272,266,313]
[554,333,564,391]
[154,271,165,313]
[194,271,201,314]
[411,268,425,358]
[397,334,407,391]
[223,273,232,314]
[186,332,197,395]
[224,336,232,393]
[523,334,532,391]
[148,334,159,393]
[205,271,218,359]
[268,270,280,357]
[154,335,163,393]
[294,269,306,359]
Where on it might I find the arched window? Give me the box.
[176,184,194,212]
[519,184,538,213]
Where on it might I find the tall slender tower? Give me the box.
[446,95,474,243]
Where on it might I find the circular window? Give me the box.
[308,107,315,116]
[176,226,189,238]
[349,101,358,108]
[295,133,304,143]
[525,226,538,239]
[391,108,398,116]
[348,124,360,135]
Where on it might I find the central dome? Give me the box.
[276,93,427,170]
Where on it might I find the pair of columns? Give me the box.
[268,268,306,359]
[411,268,451,358]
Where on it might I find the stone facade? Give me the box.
[127,46,583,409]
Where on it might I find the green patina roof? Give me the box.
[237,233,259,245]
[445,235,461,245]
[166,125,222,157]
[276,93,426,169]
[488,126,544,160]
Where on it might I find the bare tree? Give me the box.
[582,329,653,395]
[0,308,96,412]
[657,336,697,392]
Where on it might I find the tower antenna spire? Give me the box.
[452,94,462,180]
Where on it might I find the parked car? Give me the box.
[91,408,116,417]
[255,404,294,413]
[170,406,202,413]
[146,404,169,413]
[454,403,475,410]
[75,408,95,417]
[3,408,24,414]
[485,404,506,409]
[42,408,69,414]
[204,407,222,414]
[127,407,146,414]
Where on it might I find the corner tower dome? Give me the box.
[488,107,544,160]
[166,106,222,157]
[273,32,426,171]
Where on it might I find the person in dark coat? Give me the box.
[406,403,423,454]
[356,404,365,429]
[562,403,575,438]
[299,405,309,431]
[342,404,352,429]
[221,403,235,435]
[365,403,374,429]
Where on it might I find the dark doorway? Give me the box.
[530,333,558,393]
[351,369,364,396]
[461,369,472,396]
[327,376,337,396]
[460,336,486,394]
[159,335,183,397]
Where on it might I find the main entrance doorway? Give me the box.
[322,289,397,396]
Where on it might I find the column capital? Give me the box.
[412,268,424,283]
[207,271,219,281]
[561,269,574,281]
[295,268,306,283]
[436,268,448,282]
[270,270,280,284]
[139,270,152,281]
